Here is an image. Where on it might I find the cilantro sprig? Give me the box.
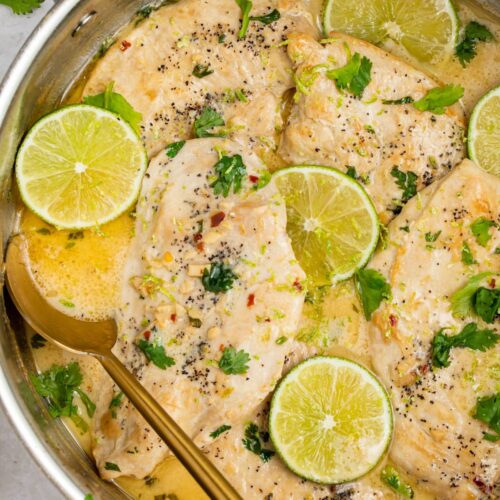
[431,322,498,368]
[166,141,186,158]
[218,347,250,375]
[193,63,214,79]
[473,393,500,442]
[242,422,275,462]
[381,466,414,498]
[0,0,44,15]
[209,424,232,438]
[202,262,238,293]
[30,362,95,432]
[137,339,175,369]
[84,82,142,135]
[470,217,497,247]
[355,268,391,320]
[391,167,417,213]
[326,52,372,98]
[456,21,494,67]
[413,84,464,114]
[193,107,226,138]
[210,154,247,197]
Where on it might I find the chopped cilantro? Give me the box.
[473,393,500,442]
[104,462,121,472]
[461,241,476,265]
[235,0,252,38]
[355,268,391,320]
[242,422,275,462]
[193,63,214,78]
[137,339,175,369]
[210,154,247,196]
[165,141,186,158]
[346,166,357,179]
[391,167,417,212]
[84,494,94,500]
[381,465,414,498]
[431,322,498,368]
[326,52,372,98]
[36,227,51,235]
[470,217,497,247]
[473,287,500,324]
[400,225,410,233]
[382,96,414,105]
[0,0,44,14]
[188,316,202,328]
[456,21,494,66]
[202,262,238,293]
[450,272,494,319]
[30,362,95,432]
[250,8,280,25]
[218,347,250,375]
[31,333,47,349]
[109,391,124,418]
[218,34,226,44]
[275,336,288,345]
[60,298,75,308]
[193,107,225,138]
[135,5,153,25]
[84,82,142,135]
[425,230,441,243]
[252,170,272,191]
[209,424,232,438]
[413,84,464,114]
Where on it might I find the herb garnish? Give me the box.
[473,393,500,442]
[473,287,500,324]
[425,230,441,243]
[381,466,414,498]
[137,339,175,369]
[84,82,142,135]
[456,21,494,67]
[104,462,121,472]
[249,9,280,25]
[326,52,372,98]
[30,362,95,432]
[202,262,238,293]
[391,167,417,211]
[413,84,464,114]
[209,424,232,438]
[219,347,250,375]
[450,272,496,319]
[109,391,124,418]
[192,63,214,78]
[431,322,498,368]
[31,333,47,349]
[355,268,391,320]
[235,0,252,38]
[470,217,497,247]
[382,96,414,105]
[0,0,44,15]
[193,107,225,138]
[242,422,275,462]
[166,141,186,158]
[461,242,476,265]
[210,154,247,197]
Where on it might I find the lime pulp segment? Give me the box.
[16,105,147,229]
[269,356,393,484]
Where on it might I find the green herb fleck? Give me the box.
[137,339,175,369]
[425,230,441,243]
[219,347,250,375]
[275,336,288,345]
[382,96,414,105]
[456,21,494,66]
[242,422,275,462]
[193,63,214,78]
[210,154,247,197]
[36,227,51,235]
[84,494,93,500]
[473,287,500,324]
[381,466,414,498]
[473,393,499,442]
[400,226,410,233]
[355,268,391,320]
[252,170,272,191]
[188,316,202,328]
[104,462,121,472]
[326,52,372,98]
[235,0,252,39]
[470,217,497,247]
[109,391,124,418]
[391,167,417,212]
[202,262,238,293]
[59,299,75,308]
[166,141,186,158]
[450,272,494,319]
[193,107,225,138]
[209,424,232,438]
[413,84,464,114]
[461,241,477,265]
[249,9,280,25]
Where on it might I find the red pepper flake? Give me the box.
[219,344,225,352]
[389,314,398,327]
[249,175,259,184]
[170,314,177,323]
[211,211,225,227]
[120,40,132,51]
[194,232,203,242]
[292,278,303,292]
[489,278,496,289]
[143,330,151,340]
[247,293,255,307]
[418,363,430,375]
[196,242,205,252]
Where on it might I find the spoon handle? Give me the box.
[99,352,241,500]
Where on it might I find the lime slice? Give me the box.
[269,356,393,484]
[16,105,147,229]
[273,166,379,286]
[468,85,500,177]
[323,0,458,63]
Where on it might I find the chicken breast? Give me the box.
[84,0,316,156]
[91,138,306,479]
[369,160,499,498]
[279,33,466,223]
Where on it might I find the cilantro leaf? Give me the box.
[456,21,494,67]
[193,63,214,78]
[165,141,186,158]
[209,424,232,438]
[326,52,372,98]
[83,83,142,135]
[202,262,238,293]
[0,0,44,15]
[219,347,250,375]
[413,84,464,114]
[235,0,253,39]
[461,241,476,265]
[381,466,414,498]
[473,287,500,324]
[137,339,175,369]
[450,272,494,318]
[30,362,95,432]
[109,391,124,418]
[242,422,275,462]
[31,333,47,349]
[382,96,414,105]
[425,230,441,243]
[193,107,225,138]
[355,268,391,320]
[431,323,499,368]
[473,393,499,441]
[470,217,497,247]
[391,167,417,212]
[104,462,121,472]
[250,8,280,25]
[210,154,247,197]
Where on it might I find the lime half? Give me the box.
[468,85,500,177]
[16,105,147,229]
[269,356,393,484]
[274,166,379,286]
[323,0,458,63]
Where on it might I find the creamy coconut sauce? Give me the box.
[17,0,500,498]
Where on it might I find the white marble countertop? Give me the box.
[0,2,65,499]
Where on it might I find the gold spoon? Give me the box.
[5,235,241,500]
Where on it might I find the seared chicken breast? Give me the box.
[279,33,466,223]
[369,160,499,498]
